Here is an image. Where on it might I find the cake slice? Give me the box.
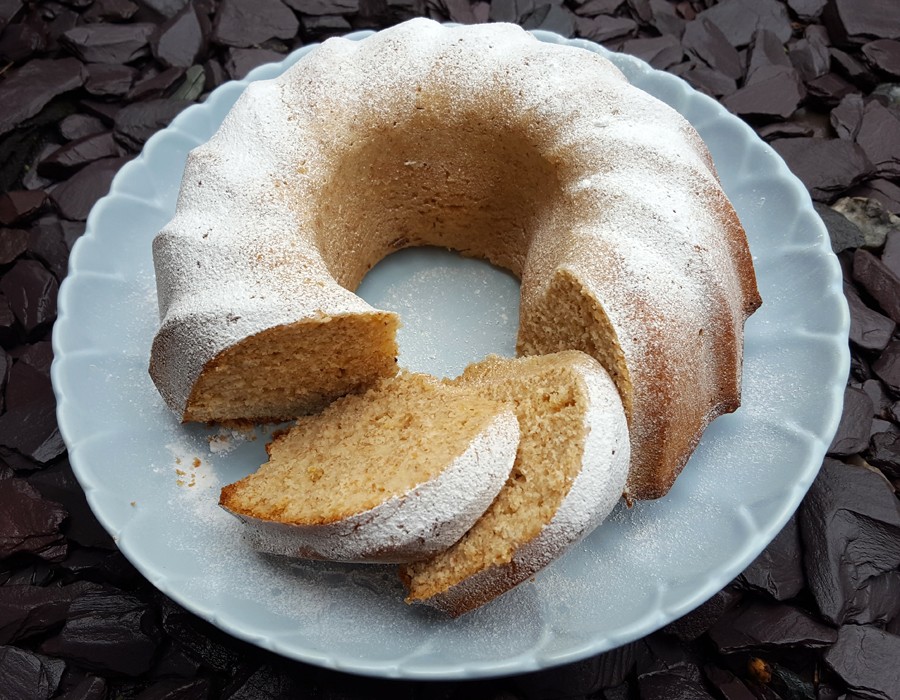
[219,372,519,563]
[400,351,630,615]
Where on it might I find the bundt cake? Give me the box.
[219,372,519,563]
[150,18,761,499]
[401,351,630,616]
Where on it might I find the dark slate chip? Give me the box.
[826,0,900,43]
[663,589,741,641]
[0,259,58,337]
[573,0,624,16]
[60,23,155,64]
[512,643,637,699]
[224,47,285,80]
[815,202,866,252]
[134,677,211,700]
[84,63,136,97]
[285,0,357,14]
[682,17,743,80]
[114,99,190,149]
[873,340,900,393]
[747,29,793,79]
[0,227,28,264]
[151,3,204,68]
[648,0,685,39]
[159,597,254,675]
[800,459,900,625]
[806,73,857,106]
[441,0,479,24]
[55,675,107,700]
[0,347,9,412]
[17,339,53,374]
[301,13,353,37]
[862,378,893,417]
[789,30,831,82]
[50,156,130,221]
[863,39,900,77]
[574,15,638,42]
[0,57,83,138]
[845,282,897,351]
[0,582,100,645]
[883,230,900,275]
[148,643,201,679]
[203,59,227,92]
[78,100,120,126]
[853,101,900,178]
[736,515,806,600]
[0,478,67,561]
[519,4,576,36]
[0,359,64,463]
[40,589,161,676]
[637,670,715,700]
[703,665,757,700]
[0,20,48,63]
[82,0,139,21]
[831,93,864,140]
[851,179,900,215]
[0,190,48,226]
[770,137,871,201]
[127,66,187,102]
[708,601,837,653]
[0,0,22,29]
[139,0,188,18]
[853,248,900,322]
[38,132,121,179]
[59,549,143,589]
[823,625,900,700]
[212,0,298,48]
[721,65,805,118]
[58,114,106,142]
[787,0,826,22]
[867,432,900,479]
[678,63,737,97]
[696,0,793,48]
[832,47,875,87]
[0,645,66,700]
[757,121,815,139]
[620,35,683,70]
[0,295,15,346]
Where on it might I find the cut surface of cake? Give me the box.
[400,351,630,616]
[219,372,519,563]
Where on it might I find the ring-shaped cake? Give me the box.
[149,18,761,499]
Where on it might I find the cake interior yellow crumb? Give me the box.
[219,373,508,524]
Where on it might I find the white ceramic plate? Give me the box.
[52,28,849,680]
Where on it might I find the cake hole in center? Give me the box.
[356,247,520,378]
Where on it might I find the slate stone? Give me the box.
[60,23,155,64]
[574,15,637,43]
[50,157,129,220]
[863,39,900,77]
[134,678,211,700]
[0,190,47,226]
[683,18,743,80]
[831,93,864,140]
[55,676,107,700]
[816,202,866,252]
[853,101,900,178]
[722,65,805,118]
[58,114,105,141]
[139,0,188,18]
[825,0,900,43]
[0,0,22,29]
[17,340,53,374]
[0,259,57,337]
[703,665,757,700]
[520,4,576,36]
[883,230,900,274]
[0,227,28,264]
[203,59,227,91]
[680,64,737,97]
[747,29,793,80]
[27,220,70,281]
[159,597,252,675]
[84,63,136,97]
[126,66,186,102]
[873,340,900,393]
[663,589,740,641]
[40,589,161,676]
[0,582,99,645]
[620,35,683,70]
[0,57,83,138]
[0,294,17,345]
[638,670,715,700]
[799,459,900,625]
[697,0,793,48]
[736,515,806,600]
[284,0,357,14]
[867,431,900,479]
[845,283,896,351]
[512,643,637,698]
[648,0,685,38]
[807,73,858,106]
[573,0,623,16]
[0,646,66,700]
[0,360,64,463]
[0,20,48,63]
[789,29,831,82]
[38,132,120,179]
[82,0,138,21]
[787,0,826,21]
[708,601,837,652]
[301,13,353,36]
[771,137,871,201]
[0,478,67,561]
[832,47,875,86]
[823,625,900,700]
[862,378,893,417]
[224,47,285,80]
[853,248,900,322]
[0,347,8,413]
[757,121,815,140]
[212,0,298,48]
[151,3,203,68]
[441,0,479,24]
